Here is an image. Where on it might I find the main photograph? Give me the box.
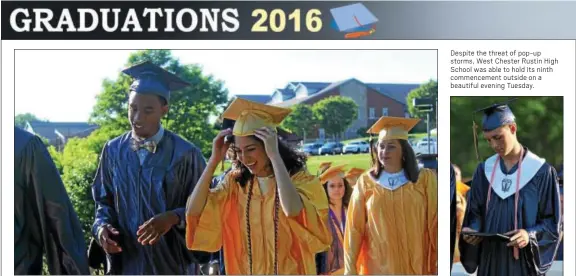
[14,49,439,275]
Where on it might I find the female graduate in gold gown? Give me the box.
[319,164,353,275]
[344,116,438,275]
[185,98,332,275]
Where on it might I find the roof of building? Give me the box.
[27,121,98,142]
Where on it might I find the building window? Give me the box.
[382,107,389,116]
[369,108,375,119]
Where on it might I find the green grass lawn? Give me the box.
[214,153,372,176]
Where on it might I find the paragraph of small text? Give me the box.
[449,50,558,90]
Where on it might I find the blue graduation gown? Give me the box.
[459,148,562,276]
[14,127,90,275]
[92,130,210,274]
[450,164,457,271]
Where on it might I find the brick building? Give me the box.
[235,78,420,141]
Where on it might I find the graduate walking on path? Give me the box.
[344,116,438,275]
[91,61,210,274]
[460,100,562,276]
[185,98,332,275]
[15,127,90,275]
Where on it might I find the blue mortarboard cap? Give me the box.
[417,153,438,170]
[475,98,517,131]
[330,3,378,33]
[122,61,190,103]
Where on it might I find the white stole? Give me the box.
[375,170,410,191]
[484,150,545,200]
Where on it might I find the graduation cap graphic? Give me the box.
[330,3,378,39]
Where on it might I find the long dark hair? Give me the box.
[369,138,419,183]
[228,135,308,187]
[323,178,353,208]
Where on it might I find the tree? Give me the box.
[15,113,44,128]
[313,96,358,140]
[89,50,229,156]
[450,96,563,177]
[406,79,438,128]
[281,104,318,139]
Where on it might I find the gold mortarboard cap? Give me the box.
[319,164,347,183]
[345,167,365,179]
[318,162,333,174]
[222,98,292,137]
[366,116,420,141]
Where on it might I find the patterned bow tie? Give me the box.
[131,139,157,153]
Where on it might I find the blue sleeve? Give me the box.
[526,165,563,274]
[91,144,118,238]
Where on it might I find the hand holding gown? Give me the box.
[14,127,90,275]
[344,168,438,275]
[186,170,333,275]
[459,148,562,276]
[92,131,211,274]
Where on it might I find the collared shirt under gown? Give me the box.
[344,168,438,275]
[92,130,210,274]
[14,127,90,275]
[186,170,333,275]
[459,149,562,276]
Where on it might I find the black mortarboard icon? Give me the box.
[122,61,190,103]
[472,98,517,161]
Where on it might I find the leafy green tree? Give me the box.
[450,96,563,176]
[406,80,438,128]
[89,50,229,156]
[313,96,358,139]
[281,104,318,139]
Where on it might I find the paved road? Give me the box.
[452,261,563,276]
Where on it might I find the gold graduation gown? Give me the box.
[344,168,438,275]
[186,170,332,275]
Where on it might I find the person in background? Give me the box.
[344,167,365,187]
[185,98,332,274]
[344,116,437,275]
[14,127,90,275]
[91,61,210,274]
[460,100,562,276]
[320,164,353,275]
[314,161,333,275]
[450,164,469,265]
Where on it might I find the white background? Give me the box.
[2,40,574,276]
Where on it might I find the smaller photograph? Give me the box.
[450,96,564,276]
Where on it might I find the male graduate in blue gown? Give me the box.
[449,164,457,272]
[91,61,211,274]
[459,100,562,276]
[15,127,90,275]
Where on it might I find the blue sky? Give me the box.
[15,50,437,122]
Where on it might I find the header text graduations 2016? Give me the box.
[449,50,559,90]
[9,7,240,33]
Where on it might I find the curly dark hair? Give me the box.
[369,138,419,183]
[228,135,308,187]
[323,178,353,208]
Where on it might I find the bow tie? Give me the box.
[131,139,157,153]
